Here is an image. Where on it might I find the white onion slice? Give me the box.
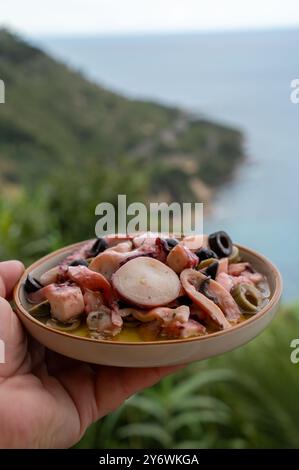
[112,257,181,308]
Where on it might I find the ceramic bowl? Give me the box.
[13,240,283,367]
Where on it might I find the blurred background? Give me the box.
[0,0,299,448]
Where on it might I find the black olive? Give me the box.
[69,258,89,267]
[24,274,43,293]
[88,238,108,257]
[178,295,193,306]
[203,260,219,280]
[118,300,130,309]
[165,238,179,250]
[157,238,170,253]
[198,277,218,303]
[195,247,218,261]
[208,231,233,258]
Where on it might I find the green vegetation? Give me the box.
[0,29,243,197]
[0,29,244,265]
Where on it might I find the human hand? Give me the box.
[0,260,180,448]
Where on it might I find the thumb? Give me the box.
[0,261,28,378]
[0,261,24,299]
[0,297,28,378]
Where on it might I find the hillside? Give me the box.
[0,29,244,201]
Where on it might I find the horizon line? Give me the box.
[2,23,299,40]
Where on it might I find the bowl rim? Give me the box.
[13,239,283,346]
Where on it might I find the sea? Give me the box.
[36,29,299,301]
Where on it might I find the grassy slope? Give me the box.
[0,29,244,199]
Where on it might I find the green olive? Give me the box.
[228,245,241,264]
[197,258,215,270]
[232,284,262,313]
[46,318,81,331]
[29,301,51,318]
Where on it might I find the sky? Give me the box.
[1,0,299,36]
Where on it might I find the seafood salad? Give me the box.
[25,232,271,342]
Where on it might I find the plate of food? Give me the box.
[13,231,282,367]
